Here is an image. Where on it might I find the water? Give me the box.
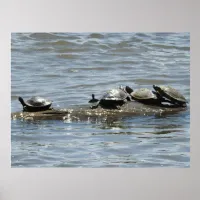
[11,33,190,167]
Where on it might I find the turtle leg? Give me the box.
[126,95,132,101]
[90,103,99,109]
[154,91,173,105]
[160,98,173,104]
[23,106,28,112]
[181,103,187,107]
[116,105,121,110]
[174,102,187,107]
[115,100,126,109]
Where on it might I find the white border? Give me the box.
[1,0,198,199]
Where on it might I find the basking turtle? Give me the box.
[90,88,131,109]
[18,96,52,112]
[130,88,161,105]
[153,85,187,107]
[89,85,133,104]
[130,88,174,106]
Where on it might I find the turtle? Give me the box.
[90,88,131,109]
[18,96,53,112]
[153,85,187,107]
[130,88,172,105]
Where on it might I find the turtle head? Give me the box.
[92,94,99,101]
[153,85,160,92]
[119,85,133,94]
[18,96,26,107]
[89,94,99,103]
[125,86,133,94]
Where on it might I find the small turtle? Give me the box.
[90,88,131,109]
[130,88,171,105]
[153,85,187,107]
[18,96,52,112]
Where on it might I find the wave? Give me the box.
[56,54,79,59]
[29,33,62,40]
[150,43,190,51]
[51,40,77,46]
[88,33,105,39]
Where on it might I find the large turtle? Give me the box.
[89,87,132,109]
[130,87,176,106]
[18,96,52,112]
[130,88,164,105]
[153,85,187,107]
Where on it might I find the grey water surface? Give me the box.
[11,33,190,167]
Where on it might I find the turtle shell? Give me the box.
[101,88,129,101]
[26,96,52,107]
[153,85,187,104]
[131,88,156,100]
[129,88,163,105]
[96,88,130,108]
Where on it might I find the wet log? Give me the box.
[11,101,187,121]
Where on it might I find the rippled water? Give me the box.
[11,32,190,167]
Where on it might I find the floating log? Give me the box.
[11,101,187,121]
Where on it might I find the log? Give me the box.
[11,101,187,121]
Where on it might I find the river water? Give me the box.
[11,33,190,167]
